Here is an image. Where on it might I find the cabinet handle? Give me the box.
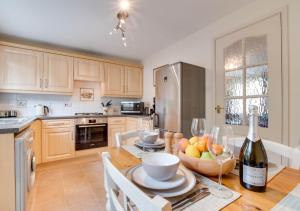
[40,79,43,88]
[45,79,49,88]
[72,131,74,140]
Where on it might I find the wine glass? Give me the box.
[208,125,234,198]
[137,118,152,152]
[191,118,205,137]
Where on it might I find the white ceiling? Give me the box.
[0,0,254,61]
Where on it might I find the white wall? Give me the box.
[0,81,130,117]
[142,0,300,147]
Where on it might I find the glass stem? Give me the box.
[218,159,223,189]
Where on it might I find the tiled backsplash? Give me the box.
[0,81,140,117]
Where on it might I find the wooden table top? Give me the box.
[107,147,300,211]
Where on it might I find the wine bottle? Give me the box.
[239,105,268,192]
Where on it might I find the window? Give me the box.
[224,36,268,128]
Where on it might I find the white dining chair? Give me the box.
[101,152,172,211]
[231,137,300,169]
[115,130,141,147]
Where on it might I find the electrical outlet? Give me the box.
[64,103,72,107]
[16,99,27,108]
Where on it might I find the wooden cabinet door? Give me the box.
[108,124,126,147]
[42,127,75,162]
[126,117,138,131]
[125,66,143,98]
[0,45,43,91]
[74,58,104,82]
[43,53,73,93]
[102,63,125,96]
[30,120,42,164]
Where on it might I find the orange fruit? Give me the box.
[212,144,224,155]
[178,138,189,152]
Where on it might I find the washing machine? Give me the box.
[15,128,36,211]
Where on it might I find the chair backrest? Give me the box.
[115,130,141,147]
[231,137,300,169]
[101,152,171,211]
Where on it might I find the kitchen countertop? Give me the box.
[0,114,151,134]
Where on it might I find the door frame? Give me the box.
[213,6,289,146]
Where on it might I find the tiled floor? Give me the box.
[29,154,106,211]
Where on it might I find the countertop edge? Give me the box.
[0,114,151,134]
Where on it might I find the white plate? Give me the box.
[137,139,165,147]
[128,166,196,198]
[131,165,185,190]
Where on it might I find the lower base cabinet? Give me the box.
[108,117,126,147]
[42,120,75,162]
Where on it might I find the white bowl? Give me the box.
[142,153,180,181]
[139,131,159,144]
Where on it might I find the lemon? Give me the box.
[185,145,201,158]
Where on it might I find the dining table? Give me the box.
[107,146,300,210]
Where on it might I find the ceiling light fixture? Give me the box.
[109,0,130,47]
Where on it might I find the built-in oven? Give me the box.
[75,117,108,150]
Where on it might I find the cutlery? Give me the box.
[171,187,208,207]
[134,144,153,152]
[173,191,210,210]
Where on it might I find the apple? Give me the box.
[200,151,215,160]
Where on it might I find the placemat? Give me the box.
[183,174,241,211]
[122,145,164,158]
[123,165,241,211]
[231,162,285,182]
[271,183,300,211]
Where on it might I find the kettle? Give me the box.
[35,104,50,116]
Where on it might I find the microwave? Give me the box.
[121,101,144,114]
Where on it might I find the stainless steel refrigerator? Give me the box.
[154,62,205,138]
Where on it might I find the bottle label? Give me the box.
[243,165,266,186]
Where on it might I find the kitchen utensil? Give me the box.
[139,130,159,144]
[35,104,49,116]
[173,191,210,210]
[208,125,234,198]
[131,165,186,190]
[142,153,179,181]
[179,151,236,176]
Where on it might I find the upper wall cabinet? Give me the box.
[43,53,74,93]
[0,46,43,91]
[101,63,143,98]
[0,41,142,96]
[74,58,104,82]
[101,63,125,96]
[125,66,143,97]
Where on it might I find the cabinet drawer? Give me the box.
[108,117,126,125]
[42,119,74,129]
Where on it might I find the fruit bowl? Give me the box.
[178,151,236,177]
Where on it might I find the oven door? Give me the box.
[75,124,108,150]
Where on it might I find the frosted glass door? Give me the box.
[215,14,282,143]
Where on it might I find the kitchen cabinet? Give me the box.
[101,63,143,98]
[0,45,43,91]
[125,66,143,97]
[102,63,125,96]
[108,117,126,147]
[74,58,104,82]
[29,120,42,164]
[43,53,74,93]
[42,119,75,162]
[126,117,138,131]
